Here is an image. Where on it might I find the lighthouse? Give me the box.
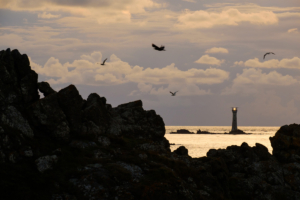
[231,107,238,131]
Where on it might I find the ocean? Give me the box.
[165,126,280,158]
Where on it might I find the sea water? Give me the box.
[165,126,279,158]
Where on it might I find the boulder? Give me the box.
[38,81,56,97]
[270,124,300,163]
[108,100,165,139]
[35,155,58,173]
[57,85,83,135]
[174,146,189,156]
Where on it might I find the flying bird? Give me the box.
[152,44,165,51]
[98,58,107,65]
[263,52,275,59]
[170,91,178,96]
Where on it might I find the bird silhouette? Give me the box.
[263,52,275,59]
[170,91,178,96]
[98,58,107,65]
[152,44,165,51]
[101,58,107,65]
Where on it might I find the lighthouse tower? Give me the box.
[231,107,238,131]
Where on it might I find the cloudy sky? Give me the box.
[1,0,300,126]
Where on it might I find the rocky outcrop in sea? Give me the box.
[1,48,300,200]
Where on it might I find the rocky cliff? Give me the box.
[1,48,300,200]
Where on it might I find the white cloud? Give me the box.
[288,28,299,33]
[234,57,300,69]
[205,47,229,54]
[176,8,278,29]
[222,68,298,95]
[38,12,61,19]
[195,55,225,66]
[30,52,229,95]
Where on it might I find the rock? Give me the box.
[27,93,70,141]
[139,153,147,159]
[171,129,194,134]
[8,151,18,163]
[35,155,58,173]
[0,105,34,138]
[6,49,300,200]
[81,120,103,137]
[19,146,33,157]
[117,162,143,180]
[226,129,250,135]
[0,150,5,162]
[51,194,77,200]
[270,124,300,163]
[196,129,212,134]
[57,85,83,135]
[108,100,165,139]
[98,136,110,147]
[69,140,97,149]
[8,49,39,107]
[82,93,108,127]
[174,146,189,156]
[38,81,56,97]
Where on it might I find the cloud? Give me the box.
[30,52,229,95]
[205,47,229,54]
[0,0,161,14]
[38,12,61,19]
[182,0,196,3]
[288,28,299,33]
[195,55,225,66]
[222,68,298,95]
[234,57,300,69]
[176,8,278,29]
[130,82,212,96]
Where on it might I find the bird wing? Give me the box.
[170,91,173,94]
[270,52,275,55]
[103,58,107,64]
[152,44,159,49]
[263,53,268,59]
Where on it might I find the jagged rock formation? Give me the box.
[1,48,300,200]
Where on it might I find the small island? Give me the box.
[225,129,251,135]
[170,129,194,134]
[170,129,251,135]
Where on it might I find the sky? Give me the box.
[1,0,300,126]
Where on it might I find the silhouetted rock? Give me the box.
[108,100,166,140]
[171,129,194,134]
[270,123,300,163]
[196,129,212,134]
[3,48,300,200]
[174,146,189,156]
[38,81,56,96]
[82,93,108,136]
[57,85,83,135]
[27,93,70,141]
[226,129,250,135]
